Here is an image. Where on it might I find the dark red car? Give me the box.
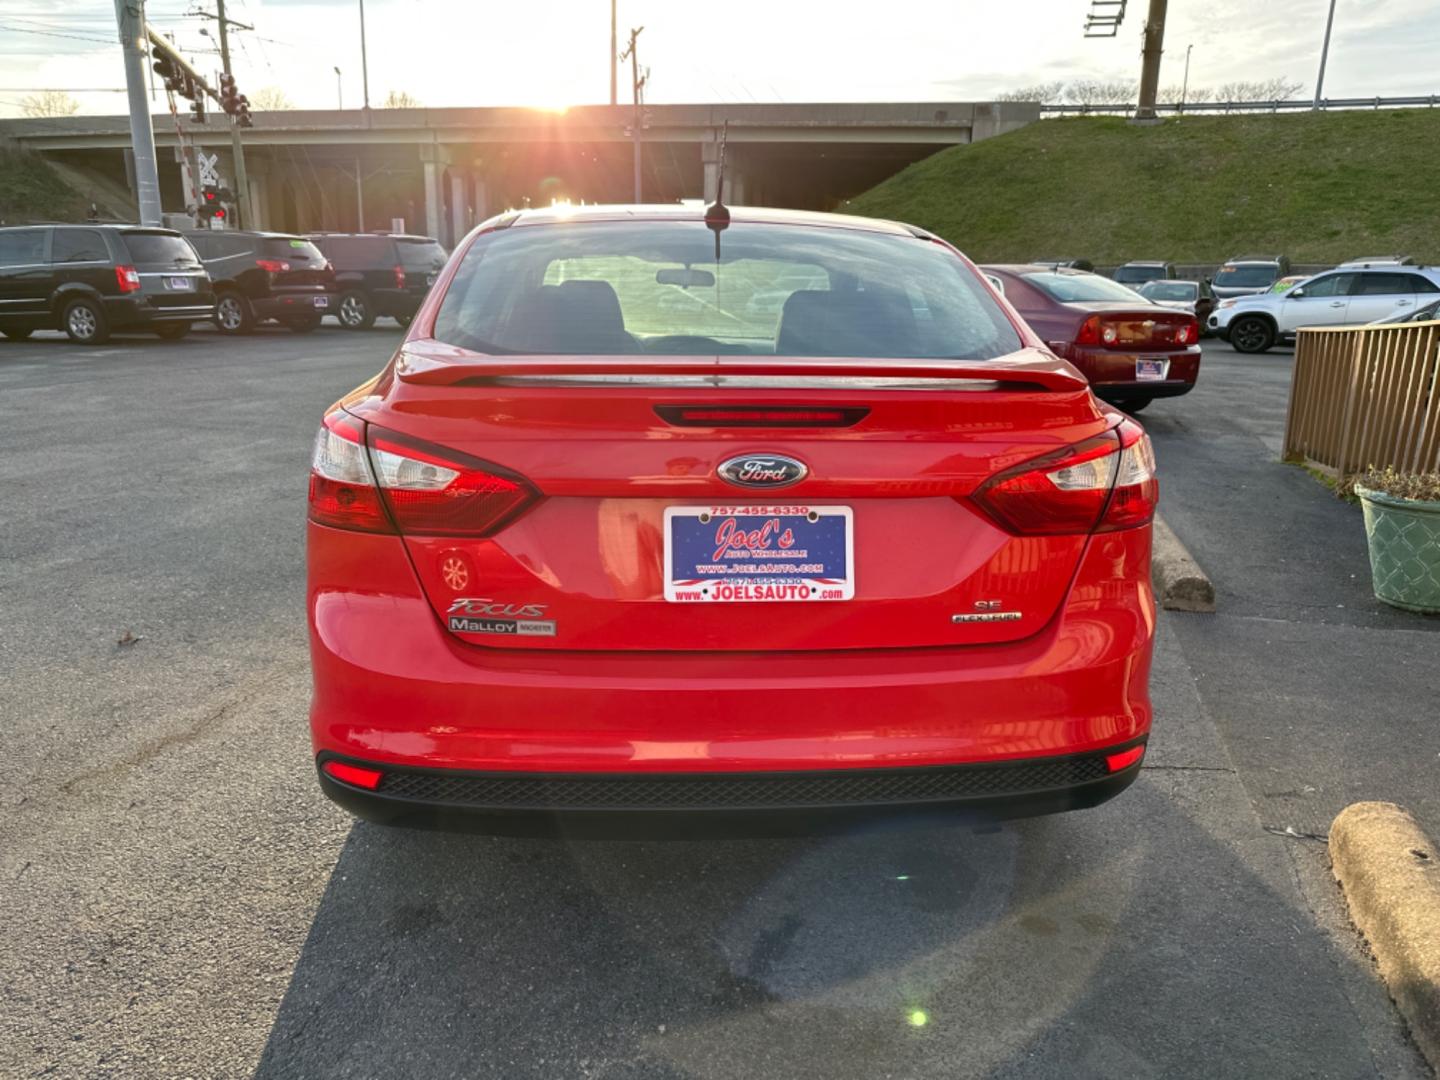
[308,206,1156,836]
[981,265,1201,413]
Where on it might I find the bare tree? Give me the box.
[251,86,294,111]
[1158,84,1211,104]
[1064,80,1139,106]
[994,81,1066,104]
[20,91,79,118]
[381,90,421,108]
[1215,77,1304,103]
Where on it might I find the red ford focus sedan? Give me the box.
[981,264,1201,414]
[308,205,1156,835]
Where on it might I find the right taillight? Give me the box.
[308,412,540,537]
[115,265,141,293]
[972,417,1157,536]
[393,264,406,289]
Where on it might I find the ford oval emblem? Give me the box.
[717,453,808,489]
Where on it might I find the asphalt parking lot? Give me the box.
[1,330,1435,1079]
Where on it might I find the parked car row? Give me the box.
[1209,264,1440,352]
[0,222,446,344]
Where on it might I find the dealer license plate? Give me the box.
[664,505,853,603]
[1136,357,1170,381]
[313,296,329,309]
[166,277,191,290]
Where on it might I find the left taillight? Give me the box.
[366,424,539,537]
[309,413,541,536]
[115,265,141,293]
[972,417,1157,536]
[308,410,394,533]
[393,264,407,289]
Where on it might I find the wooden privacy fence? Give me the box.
[1284,320,1440,479]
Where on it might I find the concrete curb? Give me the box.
[1330,801,1440,1071]
[1151,515,1216,612]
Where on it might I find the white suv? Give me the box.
[1210,266,1440,353]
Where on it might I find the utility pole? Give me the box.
[358,0,371,110]
[620,26,645,203]
[1313,0,1338,110]
[114,0,163,225]
[213,0,252,227]
[1133,0,1167,122]
[1181,43,1193,109]
[609,0,618,106]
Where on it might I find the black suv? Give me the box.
[0,224,214,344]
[184,230,337,334]
[308,233,447,329]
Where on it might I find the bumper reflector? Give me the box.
[322,760,384,790]
[1105,745,1146,773]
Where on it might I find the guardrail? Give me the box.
[1042,95,1440,117]
[1284,321,1440,480]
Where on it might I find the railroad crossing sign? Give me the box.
[197,151,220,188]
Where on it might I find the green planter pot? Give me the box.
[1354,485,1440,614]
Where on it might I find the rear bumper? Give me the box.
[1068,345,1201,393]
[253,292,335,320]
[308,521,1155,831]
[1094,379,1194,401]
[315,740,1147,837]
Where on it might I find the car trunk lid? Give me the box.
[339,344,1121,652]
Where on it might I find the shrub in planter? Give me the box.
[1353,467,1440,614]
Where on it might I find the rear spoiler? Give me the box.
[393,344,1089,393]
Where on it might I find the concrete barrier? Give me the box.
[1330,801,1440,1071]
[1151,516,1216,612]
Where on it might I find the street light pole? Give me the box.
[334,66,342,109]
[609,0,617,106]
[1313,0,1338,110]
[1181,44,1193,109]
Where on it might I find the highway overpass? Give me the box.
[0,102,1037,243]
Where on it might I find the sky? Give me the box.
[0,0,1436,118]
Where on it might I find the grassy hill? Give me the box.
[0,143,93,225]
[839,110,1440,265]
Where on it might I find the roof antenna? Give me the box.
[705,120,730,260]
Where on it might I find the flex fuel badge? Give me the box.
[446,598,556,637]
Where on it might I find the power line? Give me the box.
[0,21,115,43]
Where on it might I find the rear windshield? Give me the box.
[122,232,202,268]
[1023,272,1146,303]
[397,239,446,271]
[433,220,1022,359]
[1114,265,1167,284]
[1214,264,1278,287]
[263,237,326,263]
[1139,282,1198,302]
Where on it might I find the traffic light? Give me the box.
[198,187,227,223]
[152,55,181,93]
[236,95,252,128]
[190,95,206,123]
[219,72,239,114]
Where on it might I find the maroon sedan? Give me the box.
[981,265,1201,412]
